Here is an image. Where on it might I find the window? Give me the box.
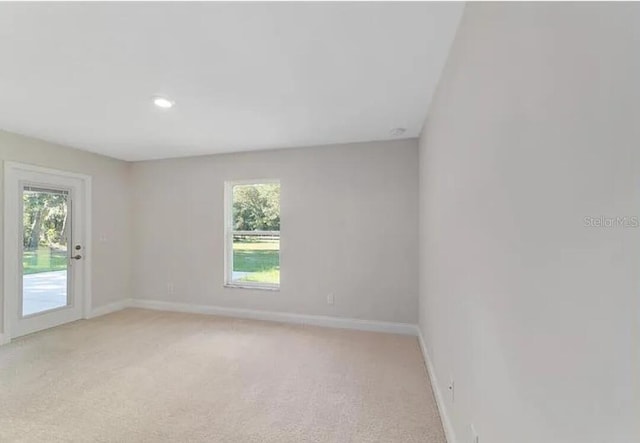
[224,180,280,289]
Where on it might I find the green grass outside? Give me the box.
[233,238,280,284]
[23,246,67,275]
[23,242,279,280]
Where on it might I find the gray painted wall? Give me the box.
[131,139,419,323]
[419,3,640,442]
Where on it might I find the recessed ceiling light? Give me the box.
[389,127,406,137]
[153,96,174,109]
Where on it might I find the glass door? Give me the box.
[21,186,72,317]
[4,163,87,339]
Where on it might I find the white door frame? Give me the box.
[2,161,92,342]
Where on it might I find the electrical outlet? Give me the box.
[448,377,455,403]
[470,424,479,443]
[327,293,335,305]
[167,282,175,295]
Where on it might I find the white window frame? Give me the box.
[224,179,280,291]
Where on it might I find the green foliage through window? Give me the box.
[23,190,68,250]
[22,189,69,274]
[232,183,280,231]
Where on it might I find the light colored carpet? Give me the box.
[0,309,445,443]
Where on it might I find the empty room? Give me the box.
[0,2,637,443]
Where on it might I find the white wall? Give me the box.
[419,3,640,443]
[131,139,419,324]
[0,130,132,333]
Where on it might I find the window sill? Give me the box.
[224,283,280,292]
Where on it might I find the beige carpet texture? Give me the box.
[0,309,445,443]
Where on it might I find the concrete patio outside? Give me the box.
[22,270,257,316]
[22,270,67,316]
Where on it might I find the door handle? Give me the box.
[71,254,82,260]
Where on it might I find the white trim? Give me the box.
[224,180,233,285]
[88,299,132,319]
[231,230,280,236]
[3,161,92,180]
[82,176,93,319]
[418,330,457,443]
[3,297,419,343]
[224,283,279,291]
[129,299,419,335]
[2,161,92,339]
[225,178,280,186]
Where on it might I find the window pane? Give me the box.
[232,183,280,231]
[22,187,70,316]
[232,233,280,285]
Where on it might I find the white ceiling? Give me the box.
[0,2,463,161]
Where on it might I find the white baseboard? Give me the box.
[7,299,416,343]
[418,330,457,443]
[88,299,132,319]
[129,299,419,336]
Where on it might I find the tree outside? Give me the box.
[232,183,280,231]
[22,189,69,275]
